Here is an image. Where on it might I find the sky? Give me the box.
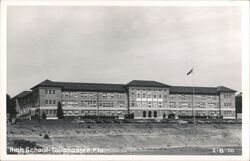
[7,6,242,97]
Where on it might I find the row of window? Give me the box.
[133,101,165,108]
[224,102,232,107]
[224,94,232,99]
[45,90,56,95]
[170,95,218,100]
[169,102,219,109]
[43,109,57,115]
[45,100,57,105]
[135,92,166,99]
[62,92,126,99]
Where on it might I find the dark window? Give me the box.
[45,90,48,94]
[53,100,56,104]
[154,111,157,118]
[45,100,48,104]
[148,111,152,118]
[49,100,52,104]
[49,90,51,94]
[53,90,55,94]
[143,111,146,118]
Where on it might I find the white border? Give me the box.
[0,0,249,161]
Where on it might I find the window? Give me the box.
[118,101,125,107]
[137,102,141,107]
[53,100,56,104]
[148,102,152,107]
[53,90,55,94]
[148,111,152,118]
[154,111,157,118]
[131,91,135,96]
[148,93,151,99]
[137,93,141,98]
[49,100,52,104]
[131,101,135,107]
[159,102,162,108]
[45,90,48,94]
[159,94,162,99]
[153,94,157,99]
[142,93,146,98]
[45,100,48,104]
[143,111,146,117]
[49,90,51,94]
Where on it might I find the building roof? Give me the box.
[170,86,236,95]
[217,86,237,92]
[31,79,126,92]
[13,91,32,99]
[31,79,236,94]
[126,80,170,88]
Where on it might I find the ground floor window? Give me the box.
[154,111,157,118]
[148,111,152,118]
[143,111,146,117]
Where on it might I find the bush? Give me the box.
[42,111,47,119]
[44,134,50,139]
[124,113,134,119]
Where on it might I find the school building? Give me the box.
[12,79,237,119]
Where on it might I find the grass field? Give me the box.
[7,119,242,155]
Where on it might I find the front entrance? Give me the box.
[148,111,152,118]
[154,111,157,118]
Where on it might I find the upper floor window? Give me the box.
[131,101,135,107]
[49,90,51,94]
[53,90,55,94]
[45,90,48,94]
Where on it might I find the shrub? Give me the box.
[57,102,64,119]
[44,134,50,139]
[42,111,47,119]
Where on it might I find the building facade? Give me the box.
[12,79,237,119]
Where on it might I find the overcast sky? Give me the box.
[7,6,241,97]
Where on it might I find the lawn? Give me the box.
[7,119,242,155]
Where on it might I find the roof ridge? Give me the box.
[54,81,125,86]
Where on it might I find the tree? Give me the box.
[6,94,17,120]
[42,111,47,119]
[235,92,242,114]
[56,101,64,119]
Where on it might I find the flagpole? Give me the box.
[192,68,196,124]
[192,74,195,124]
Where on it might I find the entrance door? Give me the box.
[154,111,157,118]
[148,111,152,118]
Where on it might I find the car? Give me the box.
[72,120,85,124]
[178,120,188,124]
[85,119,96,124]
[95,119,104,123]
[103,119,114,123]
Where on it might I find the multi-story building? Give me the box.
[12,79,237,119]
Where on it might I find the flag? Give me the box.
[187,68,193,76]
